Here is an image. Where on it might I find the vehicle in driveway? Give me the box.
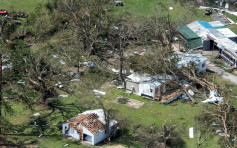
[0,9,7,15]
[113,0,124,6]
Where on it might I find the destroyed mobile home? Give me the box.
[125,72,224,104]
[62,109,117,145]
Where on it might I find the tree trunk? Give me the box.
[106,110,110,142]
[119,40,124,82]
[0,54,2,134]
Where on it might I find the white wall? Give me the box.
[197,61,206,73]
[68,128,80,140]
[93,125,115,145]
[139,83,155,97]
[62,123,69,134]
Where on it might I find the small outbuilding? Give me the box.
[62,109,117,145]
[125,73,174,100]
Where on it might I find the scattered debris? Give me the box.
[111,68,126,74]
[64,144,69,146]
[71,79,80,82]
[60,60,65,65]
[93,90,106,95]
[216,129,225,136]
[189,127,194,138]
[34,113,40,117]
[201,89,223,103]
[188,89,194,96]
[52,54,58,58]
[117,85,124,89]
[17,80,25,85]
[39,134,43,137]
[58,95,68,98]
[80,61,95,68]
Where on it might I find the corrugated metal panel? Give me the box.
[188,38,203,50]
[208,21,225,28]
[217,28,237,38]
[178,25,199,39]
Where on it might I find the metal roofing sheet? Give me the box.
[188,38,203,50]
[187,21,209,40]
[208,21,225,28]
[178,25,200,39]
[216,28,237,38]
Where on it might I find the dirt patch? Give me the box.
[102,145,125,148]
[101,82,116,89]
[114,97,144,109]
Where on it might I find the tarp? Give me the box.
[178,25,200,39]
[198,21,214,29]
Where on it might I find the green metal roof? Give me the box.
[188,38,202,50]
[178,25,200,39]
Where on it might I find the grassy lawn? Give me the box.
[224,13,237,34]
[1,0,46,12]
[104,88,221,148]
[3,86,223,148]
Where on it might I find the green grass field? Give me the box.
[1,0,46,12]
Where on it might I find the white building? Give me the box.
[125,73,174,100]
[176,52,207,73]
[62,109,117,145]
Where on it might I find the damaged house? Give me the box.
[125,73,174,100]
[178,21,237,68]
[62,109,117,145]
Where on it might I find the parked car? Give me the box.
[15,11,28,18]
[0,9,7,15]
[113,0,124,6]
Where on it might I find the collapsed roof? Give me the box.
[176,52,207,68]
[126,73,174,83]
[67,109,117,135]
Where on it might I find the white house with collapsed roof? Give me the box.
[125,73,174,100]
[62,109,117,145]
[176,52,207,73]
[178,20,237,68]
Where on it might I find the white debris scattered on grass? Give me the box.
[39,134,43,137]
[202,89,223,103]
[52,54,58,58]
[58,95,68,98]
[64,144,69,146]
[34,113,40,117]
[117,85,124,89]
[55,81,63,88]
[82,61,95,68]
[93,90,106,95]
[17,80,25,85]
[111,68,126,74]
[216,129,225,136]
[71,79,80,82]
[60,60,65,65]
[188,89,194,96]
[189,127,194,138]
